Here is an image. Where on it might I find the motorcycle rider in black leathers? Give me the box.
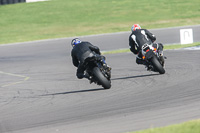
[129,24,164,69]
[71,38,110,79]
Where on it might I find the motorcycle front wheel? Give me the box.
[93,67,111,89]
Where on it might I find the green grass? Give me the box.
[0,0,200,44]
[127,119,200,133]
[102,42,200,54]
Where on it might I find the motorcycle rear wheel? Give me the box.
[93,67,111,89]
[150,56,165,74]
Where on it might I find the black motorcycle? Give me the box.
[141,43,165,74]
[83,53,111,89]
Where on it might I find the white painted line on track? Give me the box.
[181,46,200,50]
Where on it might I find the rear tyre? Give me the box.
[150,56,165,74]
[93,67,111,89]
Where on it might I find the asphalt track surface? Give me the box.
[0,26,200,133]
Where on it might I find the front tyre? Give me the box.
[93,67,111,89]
[150,56,165,74]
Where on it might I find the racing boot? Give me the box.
[136,58,152,71]
[83,72,91,79]
[84,73,94,84]
[144,62,153,71]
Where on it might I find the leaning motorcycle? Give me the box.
[141,43,165,74]
[83,53,111,89]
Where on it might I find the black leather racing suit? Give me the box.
[129,29,163,65]
[71,41,102,79]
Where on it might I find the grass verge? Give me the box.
[127,119,200,133]
[102,42,200,55]
[0,0,200,44]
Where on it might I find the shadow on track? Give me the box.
[111,73,160,80]
[41,88,105,96]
